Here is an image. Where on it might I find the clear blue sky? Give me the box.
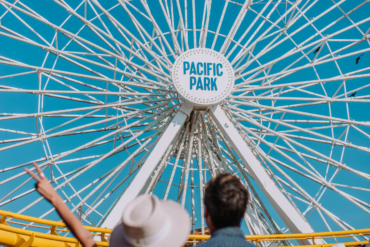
[0,0,369,240]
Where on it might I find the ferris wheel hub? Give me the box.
[172,48,235,107]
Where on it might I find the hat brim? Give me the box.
[109,200,191,247]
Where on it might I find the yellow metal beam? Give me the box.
[0,224,109,247]
[0,210,111,233]
[188,228,370,240]
[1,209,369,247]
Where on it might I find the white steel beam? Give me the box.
[99,104,193,229]
[209,105,320,245]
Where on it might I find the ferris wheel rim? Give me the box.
[0,0,369,242]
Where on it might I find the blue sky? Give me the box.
[0,0,370,241]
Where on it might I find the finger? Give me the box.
[25,168,41,182]
[33,163,46,179]
[33,163,42,175]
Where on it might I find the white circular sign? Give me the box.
[172,48,235,106]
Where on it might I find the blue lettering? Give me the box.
[190,62,196,75]
[204,62,207,75]
[204,77,210,90]
[213,63,216,76]
[183,61,190,74]
[196,77,203,90]
[197,63,203,75]
[217,64,223,76]
[190,77,196,89]
[207,63,212,76]
[211,78,218,91]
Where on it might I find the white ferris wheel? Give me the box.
[0,0,369,245]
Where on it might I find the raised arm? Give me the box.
[25,163,96,247]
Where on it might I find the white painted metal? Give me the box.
[1,0,370,242]
[99,105,193,229]
[209,105,318,244]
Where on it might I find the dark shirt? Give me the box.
[197,227,257,247]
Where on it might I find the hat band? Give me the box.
[124,218,171,247]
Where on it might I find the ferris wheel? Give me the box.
[0,0,369,245]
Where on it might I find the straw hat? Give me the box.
[109,194,191,247]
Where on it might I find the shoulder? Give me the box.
[195,236,226,247]
[245,241,258,247]
[196,236,258,247]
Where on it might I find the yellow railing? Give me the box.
[0,209,369,247]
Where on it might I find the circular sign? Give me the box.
[172,48,235,106]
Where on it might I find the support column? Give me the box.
[99,105,193,229]
[209,105,320,245]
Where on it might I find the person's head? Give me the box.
[110,194,190,247]
[204,173,249,233]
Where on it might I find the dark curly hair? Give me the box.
[204,173,249,229]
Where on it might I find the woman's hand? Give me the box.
[25,162,96,247]
[25,163,61,204]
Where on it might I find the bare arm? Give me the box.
[25,163,96,247]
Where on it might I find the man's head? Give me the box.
[204,174,249,232]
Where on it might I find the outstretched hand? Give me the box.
[25,163,96,247]
[25,163,60,204]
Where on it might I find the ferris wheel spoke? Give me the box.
[0,88,165,98]
[99,105,191,229]
[231,2,301,65]
[163,125,188,200]
[145,125,184,195]
[234,0,354,75]
[18,112,174,216]
[238,126,367,235]
[93,143,159,226]
[247,124,367,182]
[45,142,156,223]
[178,114,197,208]
[67,138,155,218]
[1,1,170,78]
[236,26,369,84]
[197,0,210,49]
[0,160,98,207]
[276,177,360,239]
[64,2,169,67]
[0,102,171,152]
[226,0,274,61]
[208,116,285,236]
[231,107,365,152]
[82,146,157,224]
[90,0,173,68]
[172,0,189,51]
[230,0,290,65]
[228,100,370,129]
[209,0,227,50]
[28,162,125,225]
[0,58,165,91]
[333,0,370,47]
[139,0,178,58]
[231,95,370,103]
[237,41,370,88]
[227,108,370,180]
[85,1,136,63]
[210,106,320,243]
[0,105,173,188]
[0,2,52,46]
[118,3,168,57]
[0,100,149,123]
[219,0,251,55]
[255,138,370,207]
[157,0,182,53]
[233,72,370,92]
